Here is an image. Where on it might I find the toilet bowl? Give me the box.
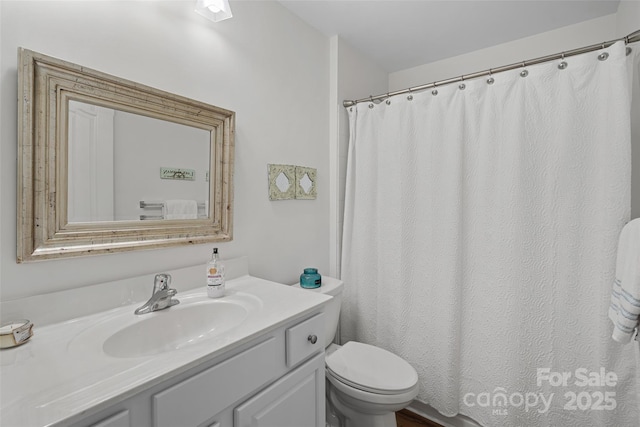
[294,277,419,427]
[326,342,419,427]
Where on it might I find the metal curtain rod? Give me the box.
[343,29,640,108]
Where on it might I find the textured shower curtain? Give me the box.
[341,41,639,426]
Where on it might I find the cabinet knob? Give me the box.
[307,334,318,344]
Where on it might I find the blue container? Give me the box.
[300,268,322,289]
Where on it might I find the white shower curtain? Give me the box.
[342,41,639,426]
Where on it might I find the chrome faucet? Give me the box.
[134,273,180,315]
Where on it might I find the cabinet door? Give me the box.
[234,352,325,427]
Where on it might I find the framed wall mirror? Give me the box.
[17,48,235,262]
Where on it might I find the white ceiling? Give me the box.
[278,0,621,72]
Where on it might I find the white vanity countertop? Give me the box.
[0,275,331,427]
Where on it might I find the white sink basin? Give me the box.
[104,300,248,358]
[68,291,262,359]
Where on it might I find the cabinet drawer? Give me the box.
[285,313,324,367]
[153,337,277,427]
[90,410,130,427]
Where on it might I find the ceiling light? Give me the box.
[195,0,232,22]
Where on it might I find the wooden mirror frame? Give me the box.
[17,48,234,262]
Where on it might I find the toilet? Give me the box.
[295,276,419,427]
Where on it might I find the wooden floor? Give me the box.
[396,409,445,427]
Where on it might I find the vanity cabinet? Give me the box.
[71,313,325,427]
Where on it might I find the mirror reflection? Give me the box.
[67,100,211,223]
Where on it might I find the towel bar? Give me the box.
[139,200,208,220]
[139,201,206,209]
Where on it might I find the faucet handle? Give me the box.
[153,273,172,293]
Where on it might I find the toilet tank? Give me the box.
[293,276,343,348]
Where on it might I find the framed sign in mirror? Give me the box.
[17,48,235,262]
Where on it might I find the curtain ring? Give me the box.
[385,93,391,105]
[519,61,528,78]
[487,68,495,85]
[368,95,374,109]
[558,52,568,70]
[407,88,413,101]
[599,41,608,60]
[432,82,438,96]
[458,76,466,90]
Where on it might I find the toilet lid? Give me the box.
[325,341,418,394]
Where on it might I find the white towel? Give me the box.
[609,219,640,343]
[163,199,198,220]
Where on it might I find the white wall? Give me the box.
[329,36,387,277]
[113,112,210,221]
[0,1,330,301]
[0,0,3,295]
[617,0,640,37]
[389,14,619,91]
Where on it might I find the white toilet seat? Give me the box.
[325,341,419,401]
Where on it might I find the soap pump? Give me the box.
[206,248,225,298]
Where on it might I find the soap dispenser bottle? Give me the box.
[207,248,225,298]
